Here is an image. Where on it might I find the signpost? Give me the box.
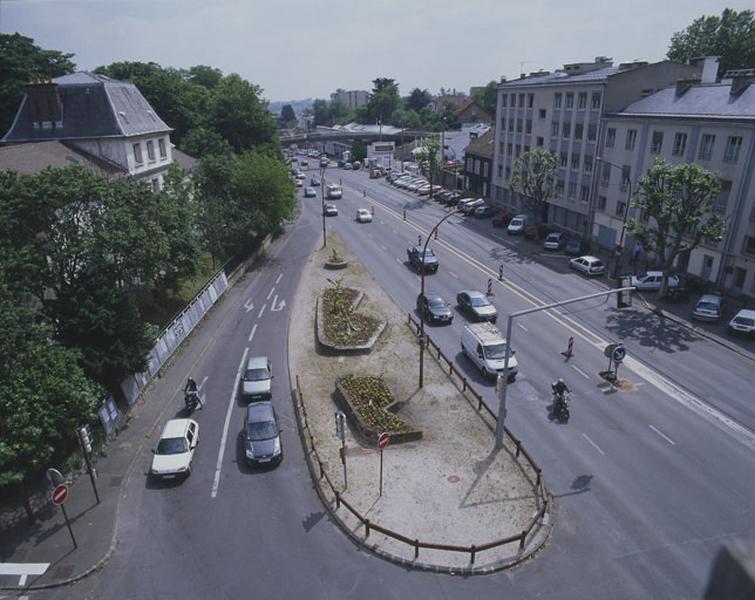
[51,483,77,549]
[603,342,626,380]
[377,432,390,496]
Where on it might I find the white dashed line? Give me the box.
[517,323,528,332]
[571,365,590,379]
[275,273,283,284]
[211,347,249,498]
[395,257,402,264]
[449,271,458,279]
[198,375,208,390]
[380,244,388,251]
[582,432,605,455]
[649,424,676,446]
[266,287,275,300]
[258,304,267,318]
[248,323,258,343]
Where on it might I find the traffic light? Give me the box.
[617,276,633,308]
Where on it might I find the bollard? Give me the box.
[403,209,406,220]
[562,336,574,358]
[365,518,371,538]
[371,205,375,216]
[363,190,366,198]
[486,278,493,296]
[498,264,504,281]
[418,235,422,245]
[434,228,438,240]
[470,545,476,564]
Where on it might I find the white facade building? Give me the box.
[330,89,369,109]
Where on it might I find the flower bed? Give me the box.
[335,375,423,446]
[322,287,382,347]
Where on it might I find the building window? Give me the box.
[515,93,522,107]
[580,185,590,202]
[672,132,687,156]
[606,128,616,148]
[158,138,167,158]
[743,237,755,255]
[515,144,521,157]
[584,155,593,173]
[516,118,523,132]
[524,145,530,153]
[502,95,508,108]
[574,123,583,140]
[560,152,568,167]
[587,123,597,142]
[527,93,534,108]
[562,122,571,138]
[733,267,746,289]
[505,166,511,179]
[499,142,504,155]
[147,140,155,161]
[133,143,143,164]
[525,119,532,134]
[714,180,732,214]
[500,118,506,131]
[601,163,611,186]
[650,131,663,153]
[597,195,607,210]
[510,93,516,106]
[554,93,562,109]
[616,200,626,217]
[699,134,715,160]
[551,121,559,137]
[536,136,544,147]
[556,179,564,196]
[571,154,580,169]
[577,93,587,109]
[497,164,503,178]
[567,181,577,198]
[619,165,631,191]
[724,136,743,163]
[507,143,513,154]
[565,93,574,109]
[539,108,546,119]
[625,129,637,150]
[591,92,601,109]
[508,117,514,130]
[483,162,489,177]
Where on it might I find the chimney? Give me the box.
[675,77,700,96]
[25,80,63,129]
[726,68,755,95]
[690,56,720,83]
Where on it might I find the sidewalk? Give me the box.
[288,234,551,573]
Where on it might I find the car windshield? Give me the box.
[247,420,278,441]
[511,219,523,226]
[156,437,188,455]
[734,316,754,326]
[546,234,559,241]
[484,343,512,360]
[245,368,269,381]
[469,296,490,307]
[697,302,719,312]
[428,297,446,308]
[591,260,604,267]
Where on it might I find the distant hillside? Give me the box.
[268,98,315,116]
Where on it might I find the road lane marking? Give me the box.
[0,562,49,586]
[258,303,267,318]
[571,365,590,379]
[248,323,258,343]
[649,424,676,446]
[198,375,208,390]
[517,323,528,332]
[582,432,605,455]
[380,244,388,251]
[275,273,283,284]
[449,271,458,279]
[243,298,254,313]
[395,257,402,264]
[266,287,275,300]
[270,295,286,312]
[211,347,249,498]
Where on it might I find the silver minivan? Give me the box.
[692,294,723,322]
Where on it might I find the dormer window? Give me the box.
[133,143,143,164]
[158,138,167,158]
[147,140,155,161]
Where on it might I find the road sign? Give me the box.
[377,432,390,450]
[51,483,68,506]
[611,345,626,363]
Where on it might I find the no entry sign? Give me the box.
[377,432,390,450]
[51,483,68,506]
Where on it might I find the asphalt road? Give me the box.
[36,168,755,600]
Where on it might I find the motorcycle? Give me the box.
[184,391,200,414]
[551,389,571,421]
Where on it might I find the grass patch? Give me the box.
[322,286,381,346]
[340,375,409,431]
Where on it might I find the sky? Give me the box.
[2,0,750,103]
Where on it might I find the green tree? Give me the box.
[406,88,432,113]
[627,158,726,294]
[180,127,233,158]
[281,104,296,123]
[187,65,223,89]
[367,78,401,123]
[0,274,100,520]
[472,81,498,115]
[667,9,755,78]
[312,99,330,126]
[0,33,76,136]
[509,148,559,226]
[351,139,367,162]
[414,135,441,185]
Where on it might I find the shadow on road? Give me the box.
[604,306,699,354]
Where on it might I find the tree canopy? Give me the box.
[509,149,559,225]
[667,9,755,78]
[472,81,498,115]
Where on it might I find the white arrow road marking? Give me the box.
[271,296,287,312]
[248,323,258,343]
[258,304,267,318]
[275,273,283,284]
[243,298,254,313]
[211,347,249,498]
[0,563,49,586]
[649,424,676,446]
[266,287,275,300]
[582,432,605,455]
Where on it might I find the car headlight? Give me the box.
[246,449,255,459]
[273,438,281,455]
[176,466,187,472]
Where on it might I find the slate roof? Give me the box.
[0,141,127,177]
[2,72,172,143]
[499,66,620,88]
[463,129,495,159]
[171,147,199,172]
[612,83,755,120]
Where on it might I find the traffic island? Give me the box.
[289,233,551,573]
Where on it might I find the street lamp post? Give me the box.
[320,165,327,248]
[418,208,464,388]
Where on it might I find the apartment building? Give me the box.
[330,89,369,109]
[597,68,755,300]
[2,72,177,190]
[463,129,494,198]
[491,57,702,235]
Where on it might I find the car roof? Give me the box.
[578,255,601,262]
[733,308,755,318]
[358,208,369,213]
[246,355,269,370]
[247,401,275,423]
[698,294,722,303]
[465,322,505,344]
[462,289,485,298]
[424,292,444,302]
[162,418,196,438]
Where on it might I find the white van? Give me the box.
[326,184,343,199]
[460,322,518,380]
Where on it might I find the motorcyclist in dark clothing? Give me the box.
[552,378,570,397]
[184,377,203,410]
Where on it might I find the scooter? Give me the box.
[552,390,571,421]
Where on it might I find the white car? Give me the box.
[323,203,338,216]
[630,271,679,291]
[507,214,528,235]
[569,255,605,276]
[356,208,373,223]
[241,355,272,401]
[728,309,755,336]
[151,419,199,479]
